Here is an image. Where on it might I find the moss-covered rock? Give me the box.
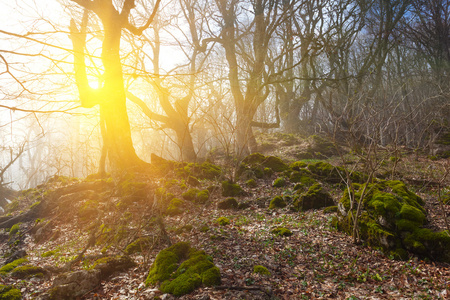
[271,227,293,237]
[0,258,28,274]
[272,177,286,188]
[182,188,200,201]
[308,161,366,184]
[9,224,19,236]
[336,180,450,262]
[262,156,288,172]
[92,256,135,278]
[215,217,230,226]
[221,181,243,197]
[0,285,21,300]
[125,237,152,255]
[196,190,210,204]
[217,198,239,210]
[245,179,257,188]
[292,183,334,211]
[187,176,201,187]
[145,242,220,296]
[289,161,308,170]
[323,206,338,214]
[10,265,45,278]
[166,198,185,216]
[253,265,271,276]
[269,196,287,209]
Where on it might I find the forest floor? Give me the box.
[0,134,449,300]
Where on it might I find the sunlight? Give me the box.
[88,80,100,89]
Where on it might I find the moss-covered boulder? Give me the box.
[125,237,153,255]
[292,183,334,211]
[262,156,288,172]
[91,255,136,278]
[269,196,287,209]
[308,161,366,184]
[182,188,199,201]
[215,217,230,226]
[10,265,46,278]
[253,265,271,276]
[0,285,21,300]
[217,198,239,210]
[237,153,287,180]
[335,180,450,262]
[221,181,243,197]
[272,177,286,188]
[166,198,185,216]
[145,242,221,296]
[271,227,293,237]
[0,258,28,275]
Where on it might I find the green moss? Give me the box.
[272,177,286,188]
[196,190,210,204]
[246,179,257,187]
[242,153,266,165]
[187,176,200,187]
[289,161,308,170]
[292,183,334,211]
[9,224,19,236]
[221,181,243,197]
[269,196,286,209]
[10,265,45,278]
[146,242,220,296]
[323,206,338,214]
[399,204,426,224]
[41,250,58,258]
[263,167,274,177]
[216,217,230,226]
[0,285,21,300]
[262,156,288,172]
[199,225,209,232]
[217,198,238,209]
[253,265,271,276]
[182,188,199,201]
[166,198,185,216]
[0,258,28,274]
[271,227,292,237]
[125,237,152,255]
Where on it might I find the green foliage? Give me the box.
[146,242,220,296]
[217,198,239,209]
[253,265,271,276]
[221,181,243,197]
[272,177,286,188]
[216,217,230,226]
[0,285,21,300]
[0,258,28,274]
[269,196,287,209]
[271,227,293,237]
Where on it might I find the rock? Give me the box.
[292,183,334,211]
[50,269,101,299]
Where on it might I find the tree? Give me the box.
[69,0,161,172]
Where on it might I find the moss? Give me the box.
[242,153,266,165]
[217,198,239,210]
[10,265,45,278]
[9,224,19,236]
[199,225,209,232]
[238,202,251,210]
[246,179,257,187]
[262,156,288,172]
[41,250,58,258]
[221,181,243,197]
[182,188,199,201]
[146,242,220,296]
[125,237,152,255]
[198,162,222,179]
[166,198,185,216]
[216,217,230,226]
[269,196,286,209]
[272,177,286,188]
[196,190,210,204]
[289,161,308,170]
[323,206,338,214]
[0,258,28,274]
[253,265,271,276]
[187,176,200,187]
[271,227,293,237]
[292,183,334,211]
[399,204,426,224]
[0,285,21,300]
[263,167,274,177]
